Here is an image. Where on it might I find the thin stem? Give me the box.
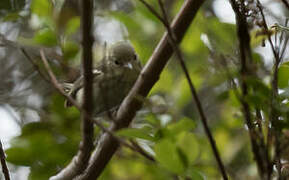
[0,141,10,180]
[40,50,82,109]
[257,1,282,178]
[155,0,228,179]
[229,0,271,179]
[21,48,50,83]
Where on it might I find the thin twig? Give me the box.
[21,48,50,83]
[257,1,283,178]
[229,0,272,179]
[129,140,155,162]
[153,0,228,179]
[0,141,10,180]
[94,120,156,162]
[40,50,81,110]
[41,48,92,180]
[138,0,167,25]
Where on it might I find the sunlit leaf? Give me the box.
[62,41,79,60]
[117,126,156,141]
[31,0,52,17]
[155,138,186,174]
[33,28,58,46]
[186,168,205,180]
[177,132,199,164]
[64,16,80,36]
[278,64,289,89]
[167,117,196,135]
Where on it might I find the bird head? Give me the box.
[106,41,141,71]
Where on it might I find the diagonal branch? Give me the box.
[39,50,155,179]
[155,0,228,179]
[39,50,82,110]
[21,48,51,83]
[0,141,10,180]
[76,0,206,179]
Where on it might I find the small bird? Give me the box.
[64,41,142,115]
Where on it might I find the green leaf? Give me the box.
[228,90,240,107]
[31,0,52,17]
[203,17,237,55]
[2,12,22,21]
[167,117,196,135]
[145,113,160,126]
[155,139,186,174]
[278,64,289,89]
[177,132,199,164]
[150,68,174,94]
[186,168,205,180]
[33,28,58,46]
[247,78,271,95]
[62,41,79,60]
[64,17,80,36]
[117,126,156,141]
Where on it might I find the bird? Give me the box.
[64,41,142,116]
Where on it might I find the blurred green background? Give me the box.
[0,0,288,179]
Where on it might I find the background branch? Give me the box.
[229,0,271,178]
[21,48,50,83]
[0,141,10,180]
[76,0,205,179]
[157,0,228,178]
[257,1,283,178]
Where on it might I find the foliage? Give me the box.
[0,0,288,179]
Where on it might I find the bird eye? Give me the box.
[133,54,137,61]
[114,60,120,65]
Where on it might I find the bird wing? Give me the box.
[64,69,102,107]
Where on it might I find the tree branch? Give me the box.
[155,0,228,178]
[79,0,95,168]
[0,141,10,180]
[76,0,205,179]
[257,1,283,178]
[21,48,50,83]
[229,0,271,178]
[39,51,156,180]
[50,0,95,179]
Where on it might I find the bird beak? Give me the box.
[124,62,133,69]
